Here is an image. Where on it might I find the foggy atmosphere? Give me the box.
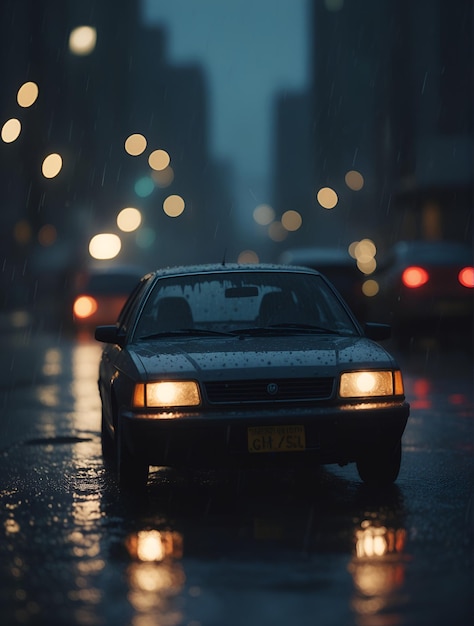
[0,0,473,625]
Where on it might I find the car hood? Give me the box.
[130,334,396,380]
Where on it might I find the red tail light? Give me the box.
[458,267,474,288]
[402,266,429,288]
[73,295,98,319]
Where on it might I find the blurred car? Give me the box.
[95,263,409,490]
[279,247,367,320]
[71,265,145,328]
[369,240,474,342]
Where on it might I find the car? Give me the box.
[368,240,474,345]
[70,264,145,329]
[95,263,410,490]
[279,247,368,321]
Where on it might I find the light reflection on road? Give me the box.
[125,530,185,625]
[349,519,408,625]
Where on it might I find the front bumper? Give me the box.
[119,402,410,470]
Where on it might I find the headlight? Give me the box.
[133,381,201,408]
[339,370,404,398]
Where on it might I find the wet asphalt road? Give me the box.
[0,322,472,626]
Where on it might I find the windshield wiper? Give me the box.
[138,328,234,340]
[231,324,343,336]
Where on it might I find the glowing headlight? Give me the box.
[133,381,201,408]
[339,370,404,398]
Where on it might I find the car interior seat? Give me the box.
[257,290,303,326]
[155,296,194,332]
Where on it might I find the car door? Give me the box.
[98,275,153,427]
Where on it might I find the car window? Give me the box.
[117,275,153,335]
[395,242,473,266]
[133,271,359,338]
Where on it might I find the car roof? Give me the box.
[279,247,355,267]
[390,240,473,264]
[148,263,322,280]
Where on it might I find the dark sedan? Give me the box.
[369,240,474,345]
[95,264,409,490]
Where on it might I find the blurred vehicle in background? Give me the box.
[368,240,474,346]
[279,247,367,321]
[70,265,146,329]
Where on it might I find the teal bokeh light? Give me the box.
[134,176,155,198]
[136,227,156,249]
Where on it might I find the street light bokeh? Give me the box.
[69,26,97,56]
[89,233,122,260]
[1,118,21,143]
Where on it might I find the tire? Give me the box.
[356,440,402,486]
[116,421,149,491]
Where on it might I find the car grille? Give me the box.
[204,377,334,404]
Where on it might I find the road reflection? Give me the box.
[125,530,185,625]
[349,518,408,624]
[93,471,407,626]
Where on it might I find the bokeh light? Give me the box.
[89,233,121,260]
[1,118,21,143]
[357,257,377,275]
[268,221,287,242]
[402,266,429,288]
[152,166,174,187]
[238,250,259,264]
[73,296,97,319]
[135,227,156,249]
[281,210,302,232]
[349,239,377,275]
[362,279,379,297]
[348,241,359,258]
[41,153,63,178]
[148,149,170,171]
[13,220,31,244]
[163,195,185,217]
[38,224,57,246]
[317,187,338,209]
[345,170,364,191]
[125,133,147,156]
[17,82,39,107]
[253,204,275,226]
[134,176,154,198]
[69,26,97,56]
[354,238,377,262]
[117,207,142,232]
[458,267,474,288]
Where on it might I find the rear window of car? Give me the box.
[394,242,473,266]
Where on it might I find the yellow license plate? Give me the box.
[247,425,306,453]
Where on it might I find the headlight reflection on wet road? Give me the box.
[349,519,408,621]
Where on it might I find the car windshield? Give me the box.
[133,270,359,339]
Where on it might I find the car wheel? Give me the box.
[356,440,402,486]
[116,422,149,490]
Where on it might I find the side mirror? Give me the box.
[94,325,123,345]
[364,322,391,341]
